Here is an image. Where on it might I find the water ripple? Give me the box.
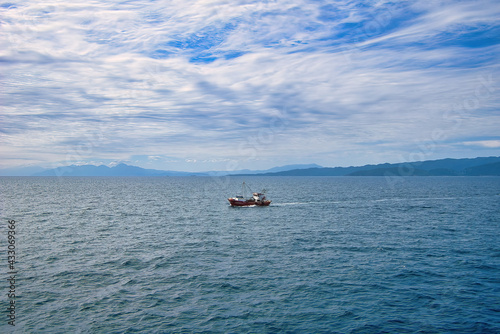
[0,176,499,333]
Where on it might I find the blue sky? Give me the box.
[1,0,499,172]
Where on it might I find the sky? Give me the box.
[1,0,499,172]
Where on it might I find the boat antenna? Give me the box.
[242,181,252,197]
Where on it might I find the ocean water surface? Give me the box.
[1,176,499,333]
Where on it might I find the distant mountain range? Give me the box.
[0,163,321,177]
[0,157,499,176]
[244,157,500,176]
[204,164,322,176]
[32,163,195,177]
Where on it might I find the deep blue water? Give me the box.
[1,176,499,333]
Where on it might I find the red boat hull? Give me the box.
[228,198,271,207]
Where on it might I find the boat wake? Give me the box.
[273,202,309,206]
[229,204,257,208]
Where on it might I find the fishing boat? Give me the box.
[228,182,271,207]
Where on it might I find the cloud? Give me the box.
[462,140,500,148]
[1,0,499,170]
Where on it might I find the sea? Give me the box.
[1,176,499,333]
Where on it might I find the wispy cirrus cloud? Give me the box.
[1,0,499,171]
[463,140,500,148]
